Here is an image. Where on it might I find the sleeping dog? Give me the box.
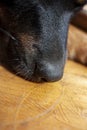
[0,0,87,82]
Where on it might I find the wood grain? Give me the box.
[0,61,87,130]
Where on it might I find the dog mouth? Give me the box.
[0,28,43,82]
[6,38,37,81]
[6,48,47,83]
[0,28,35,80]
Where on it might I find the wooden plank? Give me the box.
[0,61,87,130]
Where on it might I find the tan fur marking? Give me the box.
[17,33,37,52]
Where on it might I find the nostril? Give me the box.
[33,62,63,82]
[41,77,48,82]
[41,72,63,82]
[40,63,63,82]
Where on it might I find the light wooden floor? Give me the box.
[0,61,87,130]
[0,26,87,130]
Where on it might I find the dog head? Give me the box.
[0,0,86,82]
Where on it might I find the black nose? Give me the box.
[33,62,63,82]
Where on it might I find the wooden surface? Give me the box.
[0,61,87,130]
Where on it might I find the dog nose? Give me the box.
[34,62,63,82]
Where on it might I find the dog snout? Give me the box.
[33,61,63,82]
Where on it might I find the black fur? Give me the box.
[0,0,86,82]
